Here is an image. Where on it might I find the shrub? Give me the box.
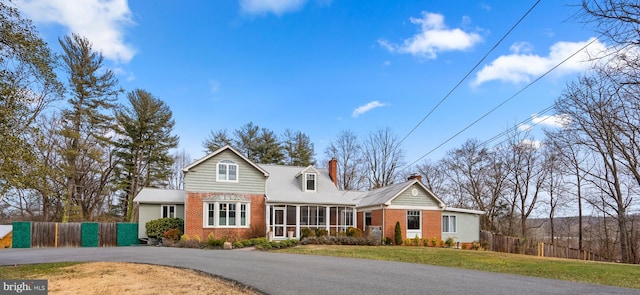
[422,238,429,247]
[383,237,393,245]
[346,227,362,237]
[394,222,402,245]
[301,228,315,239]
[431,237,437,247]
[242,240,253,247]
[413,236,421,246]
[315,229,328,237]
[481,240,490,250]
[404,238,412,246]
[445,237,454,248]
[233,241,244,248]
[145,218,184,239]
[163,228,182,241]
[206,233,225,247]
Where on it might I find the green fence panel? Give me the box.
[116,223,139,246]
[12,222,31,248]
[81,222,99,247]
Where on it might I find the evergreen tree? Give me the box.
[59,34,121,221]
[202,129,233,154]
[115,89,179,221]
[282,129,315,166]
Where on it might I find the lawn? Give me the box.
[276,245,640,289]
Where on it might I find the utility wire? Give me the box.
[402,37,601,170]
[397,0,542,148]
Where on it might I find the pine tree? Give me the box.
[114,89,179,221]
[282,129,315,166]
[59,34,121,222]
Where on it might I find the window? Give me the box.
[162,205,176,218]
[204,197,250,228]
[407,210,420,230]
[217,160,238,182]
[442,215,457,233]
[364,212,372,227]
[305,173,316,191]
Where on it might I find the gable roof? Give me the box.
[295,166,320,177]
[353,179,445,208]
[260,164,356,205]
[133,187,185,204]
[182,145,269,176]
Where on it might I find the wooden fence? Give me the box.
[480,230,608,262]
[12,221,138,248]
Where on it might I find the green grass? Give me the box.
[0,262,80,279]
[277,245,640,289]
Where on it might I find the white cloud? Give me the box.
[352,101,387,118]
[378,11,482,59]
[520,139,542,149]
[473,37,607,86]
[531,113,570,128]
[17,0,136,64]
[518,124,532,131]
[240,0,307,15]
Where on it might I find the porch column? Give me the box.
[265,204,271,240]
[295,205,300,239]
[325,206,330,233]
[352,207,357,228]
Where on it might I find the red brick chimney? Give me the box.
[328,158,338,187]
[407,173,422,183]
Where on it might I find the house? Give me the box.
[350,174,483,246]
[134,145,483,245]
[0,225,12,249]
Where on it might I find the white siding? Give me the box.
[391,184,439,207]
[184,150,266,194]
[441,211,480,243]
[137,204,185,239]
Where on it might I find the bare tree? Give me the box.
[361,127,404,189]
[416,160,449,201]
[169,149,191,190]
[556,71,637,263]
[325,130,365,190]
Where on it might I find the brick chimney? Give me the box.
[407,173,422,183]
[328,158,338,187]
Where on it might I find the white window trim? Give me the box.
[161,204,176,219]
[203,201,250,228]
[304,173,316,192]
[442,215,457,233]
[217,161,239,183]
[406,210,421,231]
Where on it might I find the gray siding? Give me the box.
[441,211,480,243]
[391,184,439,207]
[184,150,266,194]
[137,204,185,239]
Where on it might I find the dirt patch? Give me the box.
[39,262,260,295]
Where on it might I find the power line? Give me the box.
[397,0,542,148]
[402,37,600,170]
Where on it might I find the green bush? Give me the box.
[394,222,402,245]
[315,229,328,237]
[206,233,225,247]
[145,218,184,238]
[346,227,362,237]
[445,237,454,248]
[383,237,393,245]
[413,236,421,246]
[233,241,244,248]
[301,228,315,239]
[242,240,253,247]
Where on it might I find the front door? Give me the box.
[273,207,285,238]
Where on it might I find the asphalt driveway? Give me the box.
[0,247,637,295]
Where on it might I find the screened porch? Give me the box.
[266,204,356,240]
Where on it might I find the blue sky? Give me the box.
[15,0,605,170]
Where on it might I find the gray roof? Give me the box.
[353,179,445,208]
[133,188,185,204]
[0,225,11,239]
[259,164,357,205]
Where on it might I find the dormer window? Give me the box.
[305,173,316,192]
[217,160,238,182]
